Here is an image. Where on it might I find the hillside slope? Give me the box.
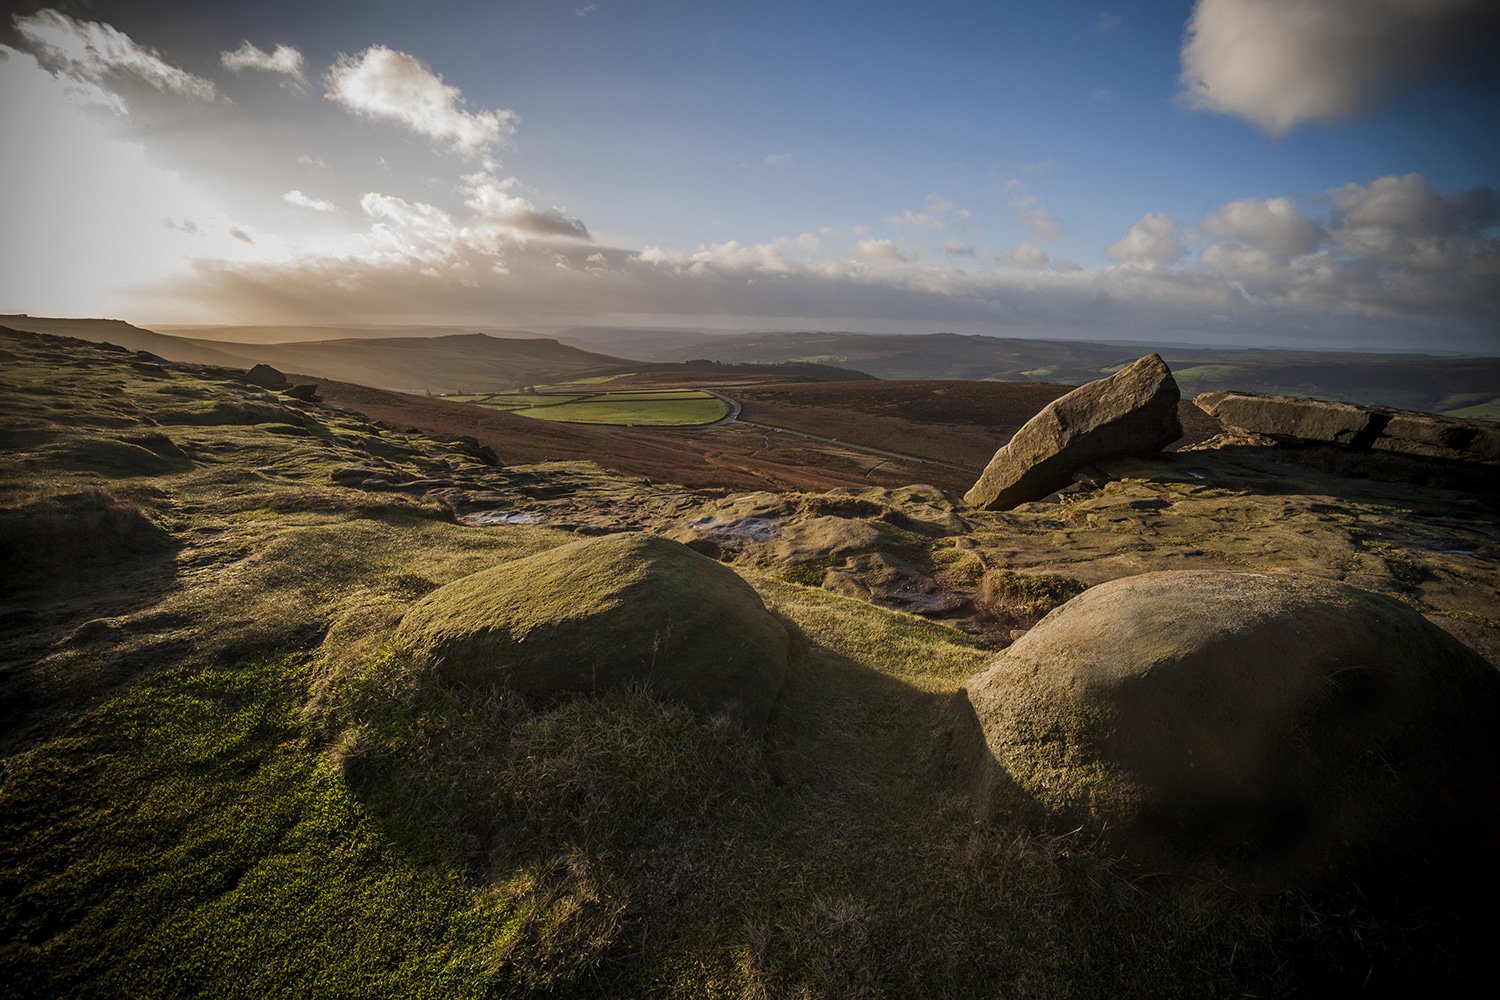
[567,328,1500,414]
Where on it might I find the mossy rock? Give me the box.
[394,533,791,729]
[958,570,1500,884]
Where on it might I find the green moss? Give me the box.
[982,569,1088,617]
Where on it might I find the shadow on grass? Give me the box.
[323,626,1392,997]
[0,489,185,751]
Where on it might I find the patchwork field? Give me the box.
[453,388,732,426]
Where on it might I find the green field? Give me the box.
[462,388,731,426]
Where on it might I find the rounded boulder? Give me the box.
[394,533,791,729]
[959,570,1500,881]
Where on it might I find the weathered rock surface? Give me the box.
[1196,390,1500,464]
[957,570,1500,883]
[394,533,791,729]
[284,382,320,401]
[244,363,288,388]
[964,354,1182,510]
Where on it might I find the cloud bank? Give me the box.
[137,172,1497,351]
[1179,0,1500,134]
[324,46,517,163]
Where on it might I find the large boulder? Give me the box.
[244,363,288,388]
[957,570,1500,883]
[393,533,791,729]
[964,354,1182,510]
[1196,390,1500,463]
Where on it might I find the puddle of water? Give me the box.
[684,515,780,541]
[463,511,547,525]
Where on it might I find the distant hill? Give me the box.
[0,316,634,394]
[567,329,1500,416]
[154,324,552,345]
[8,316,1495,416]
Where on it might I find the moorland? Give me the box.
[2,320,1498,998]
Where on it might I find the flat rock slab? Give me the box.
[965,354,1182,511]
[1196,390,1500,464]
[958,569,1500,884]
[394,532,791,730]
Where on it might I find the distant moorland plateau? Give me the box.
[5,314,1498,417]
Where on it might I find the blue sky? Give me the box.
[2,0,1497,351]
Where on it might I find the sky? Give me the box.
[1,0,1497,352]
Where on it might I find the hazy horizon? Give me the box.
[2,1,1497,353]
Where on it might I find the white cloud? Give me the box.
[1202,196,1323,255]
[794,232,821,252]
[1091,87,1112,103]
[854,238,911,263]
[888,193,973,231]
[1005,180,1065,240]
[15,8,217,105]
[1178,0,1500,135]
[296,154,327,168]
[324,45,517,162]
[944,239,976,256]
[1094,12,1125,33]
[575,4,599,18]
[765,152,792,166]
[1106,213,1187,268]
[886,208,944,230]
[221,41,306,83]
[460,172,591,241]
[283,190,337,212]
[998,243,1049,269]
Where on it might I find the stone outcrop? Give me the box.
[964,354,1182,510]
[1195,390,1500,464]
[394,533,791,730]
[244,363,288,388]
[956,570,1500,883]
[284,383,320,402]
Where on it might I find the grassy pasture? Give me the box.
[463,388,731,426]
[0,327,1485,998]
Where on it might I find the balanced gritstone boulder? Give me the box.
[957,570,1500,882]
[965,354,1182,510]
[393,533,791,729]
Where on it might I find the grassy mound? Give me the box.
[394,533,792,730]
[0,489,173,591]
[960,570,1500,884]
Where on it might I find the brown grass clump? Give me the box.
[0,489,173,589]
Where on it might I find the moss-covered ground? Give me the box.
[0,328,1487,997]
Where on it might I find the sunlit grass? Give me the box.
[462,388,730,426]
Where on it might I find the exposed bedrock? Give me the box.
[955,570,1500,885]
[964,354,1182,511]
[1195,390,1500,464]
[393,532,792,730]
